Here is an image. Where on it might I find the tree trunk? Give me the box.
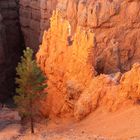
[30,98,34,134]
[30,116,34,134]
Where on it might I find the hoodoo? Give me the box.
[37,10,95,117]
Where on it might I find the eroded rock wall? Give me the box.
[37,11,95,117]
[56,0,140,74]
[19,0,57,51]
[37,0,140,119]
[21,0,140,73]
[0,0,22,100]
[74,63,140,120]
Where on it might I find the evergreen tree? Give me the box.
[14,47,47,134]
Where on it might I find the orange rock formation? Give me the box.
[37,2,140,120]
[37,10,95,118]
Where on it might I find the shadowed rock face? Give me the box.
[0,0,23,101]
[0,0,58,101]
[36,0,140,119]
[19,0,57,52]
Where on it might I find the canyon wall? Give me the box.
[20,0,140,73]
[56,0,140,74]
[36,0,140,119]
[19,0,57,51]
[1,0,140,119]
[0,0,22,100]
[0,0,58,101]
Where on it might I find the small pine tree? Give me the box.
[14,47,47,134]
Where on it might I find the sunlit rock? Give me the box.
[37,1,140,120]
[37,10,96,117]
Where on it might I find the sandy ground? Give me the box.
[1,105,140,140]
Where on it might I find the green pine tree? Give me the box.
[14,47,47,134]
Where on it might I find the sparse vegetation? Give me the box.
[14,47,47,134]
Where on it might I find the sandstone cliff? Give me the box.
[0,0,22,100]
[36,0,140,120]
[56,0,140,74]
[19,0,57,51]
[21,0,140,73]
[1,0,140,120]
[37,10,95,117]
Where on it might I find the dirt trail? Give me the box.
[1,105,140,140]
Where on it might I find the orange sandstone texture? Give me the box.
[56,0,140,74]
[21,0,140,72]
[37,11,95,118]
[75,63,140,120]
[36,0,140,120]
